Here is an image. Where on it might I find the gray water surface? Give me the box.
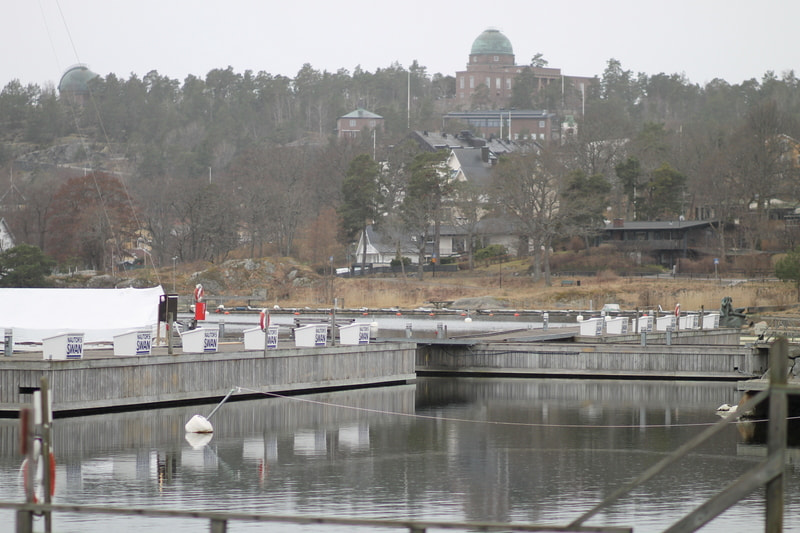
[1,377,798,532]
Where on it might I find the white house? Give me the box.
[353,225,418,266]
[0,218,15,252]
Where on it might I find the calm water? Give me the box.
[1,377,799,532]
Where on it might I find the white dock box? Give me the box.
[703,313,720,330]
[182,328,218,353]
[294,324,327,347]
[338,323,371,345]
[605,317,629,335]
[43,332,84,360]
[656,316,677,331]
[244,326,279,350]
[679,314,700,330]
[113,330,152,356]
[634,315,654,333]
[243,326,264,350]
[579,317,604,336]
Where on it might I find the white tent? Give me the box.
[0,286,164,345]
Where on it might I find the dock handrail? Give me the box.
[3,500,632,533]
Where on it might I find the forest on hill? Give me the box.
[1,58,800,277]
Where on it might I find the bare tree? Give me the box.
[491,150,566,285]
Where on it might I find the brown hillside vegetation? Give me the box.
[131,257,797,316]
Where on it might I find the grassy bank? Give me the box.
[291,274,796,315]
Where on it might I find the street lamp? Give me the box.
[172,256,178,293]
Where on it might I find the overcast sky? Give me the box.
[3,0,798,91]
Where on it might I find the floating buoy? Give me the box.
[259,309,270,331]
[396,312,402,316]
[675,303,681,317]
[429,313,435,317]
[185,388,238,434]
[362,312,369,316]
[184,414,214,433]
[514,313,520,317]
[464,317,472,323]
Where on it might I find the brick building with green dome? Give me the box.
[455,28,591,113]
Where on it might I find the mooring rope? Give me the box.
[233,385,793,430]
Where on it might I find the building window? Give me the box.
[539,121,545,128]
[350,120,356,127]
[485,77,490,88]
[493,56,499,62]
[506,78,511,90]
[496,77,501,89]
[469,76,474,89]
[369,120,376,127]
[460,77,464,89]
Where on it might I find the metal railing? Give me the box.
[3,500,632,533]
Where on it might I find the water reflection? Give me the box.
[1,379,798,532]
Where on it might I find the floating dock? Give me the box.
[0,342,416,417]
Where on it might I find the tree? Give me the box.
[775,247,800,300]
[450,179,487,270]
[0,244,55,287]
[338,154,382,272]
[491,150,565,284]
[615,156,641,219]
[401,151,450,279]
[46,172,139,269]
[170,182,238,263]
[638,163,687,220]
[560,170,611,249]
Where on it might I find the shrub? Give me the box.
[390,256,412,268]
[475,244,507,261]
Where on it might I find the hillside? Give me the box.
[70,256,798,320]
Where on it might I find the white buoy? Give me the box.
[464,317,472,323]
[185,387,238,434]
[185,414,214,433]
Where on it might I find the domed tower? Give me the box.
[58,64,99,105]
[468,28,514,67]
[455,28,522,108]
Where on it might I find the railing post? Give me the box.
[40,377,52,533]
[209,517,227,533]
[766,337,787,532]
[16,509,33,533]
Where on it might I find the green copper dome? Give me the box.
[58,65,99,95]
[470,28,513,56]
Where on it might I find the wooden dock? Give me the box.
[0,342,416,417]
[415,328,765,380]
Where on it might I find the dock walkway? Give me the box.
[0,341,416,417]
